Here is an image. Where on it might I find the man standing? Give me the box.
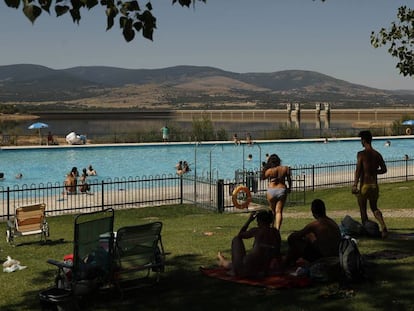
[352,130,388,238]
[161,125,169,142]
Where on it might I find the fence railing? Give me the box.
[1,157,413,219]
[0,175,183,220]
[290,157,414,191]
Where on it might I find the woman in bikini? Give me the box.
[261,154,292,230]
[217,210,281,277]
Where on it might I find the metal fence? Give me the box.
[291,156,414,191]
[1,157,413,220]
[0,175,183,221]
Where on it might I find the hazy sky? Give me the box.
[1,0,413,90]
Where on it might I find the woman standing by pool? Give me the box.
[261,154,292,230]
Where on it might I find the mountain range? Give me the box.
[0,64,413,110]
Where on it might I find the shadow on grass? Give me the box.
[4,240,414,311]
[13,238,68,248]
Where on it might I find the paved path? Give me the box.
[282,208,414,219]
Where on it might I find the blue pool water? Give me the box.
[1,137,413,187]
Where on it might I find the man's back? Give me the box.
[309,217,341,257]
[358,147,386,185]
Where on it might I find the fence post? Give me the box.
[6,187,10,220]
[101,181,105,210]
[405,155,409,181]
[180,175,183,205]
[312,165,315,192]
[217,179,224,213]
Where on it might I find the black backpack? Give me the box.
[340,215,364,237]
[363,220,381,238]
[339,236,364,283]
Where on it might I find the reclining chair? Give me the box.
[113,222,166,294]
[39,208,115,310]
[6,203,49,245]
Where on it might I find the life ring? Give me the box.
[406,128,412,135]
[232,185,252,209]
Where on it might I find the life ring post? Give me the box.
[232,185,252,209]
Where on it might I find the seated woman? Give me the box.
[79,168,91,193]
[217,210,281,278]
[176,161,184,175]
[64,173,77,194]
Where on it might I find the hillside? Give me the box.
[0,64,413,110]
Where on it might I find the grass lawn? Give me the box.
[1,182,414,311]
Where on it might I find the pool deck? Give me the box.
[2,135,413,150]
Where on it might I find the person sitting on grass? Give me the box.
[217,210,281,278]
[285,199,341,266]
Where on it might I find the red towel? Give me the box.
[200,267,311,289]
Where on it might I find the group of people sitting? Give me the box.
[176,161,191,175]
[217,199,341,278]
[232,133,254,145]
[64,165,97,195]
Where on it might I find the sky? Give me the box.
[0,0,413,91]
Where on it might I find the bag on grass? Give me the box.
[340,215,364,237]
[363,220,381,238]
[339,236,364,283]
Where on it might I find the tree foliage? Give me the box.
[4,0,205,42]
[371,6,414,77]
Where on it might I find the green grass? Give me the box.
[1,183,414,311]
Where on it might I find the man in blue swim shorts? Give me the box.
[352,131,388,238]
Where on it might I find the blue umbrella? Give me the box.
[28,122,49,130]
[402,120,414,126]
[28,122,49,145]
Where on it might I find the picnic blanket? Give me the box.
[200,267,312,289]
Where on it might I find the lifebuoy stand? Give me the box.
[232,185,252,209]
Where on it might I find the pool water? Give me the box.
[1,137,413,187]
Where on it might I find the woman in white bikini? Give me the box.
[261,154,292,230]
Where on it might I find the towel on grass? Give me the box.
[200,267,311,289]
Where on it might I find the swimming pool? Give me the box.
[1,136,413,187]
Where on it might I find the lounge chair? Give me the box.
[39,208,115,310]
[6,203,49,245]
[113,222,166,293]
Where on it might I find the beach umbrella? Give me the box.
[402,120,414,126]
[28,122,49,145]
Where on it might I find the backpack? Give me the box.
[338,236,364,283]
[340,215,364,237]
[363,220,381,238]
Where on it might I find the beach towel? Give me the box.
[200,267,312,289]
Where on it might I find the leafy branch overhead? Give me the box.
[4,0,206,42]
[371,6,414,77]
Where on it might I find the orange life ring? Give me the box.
[232,185,252,209]
[406,128,411,135]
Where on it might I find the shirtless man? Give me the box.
[286,199,341,265]
[217,210,281,277]
[352,130,388,238]
[261,154,292,230]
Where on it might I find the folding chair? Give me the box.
[6,203,49,245]
[113,222,166,293]
[39,208,115,310]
